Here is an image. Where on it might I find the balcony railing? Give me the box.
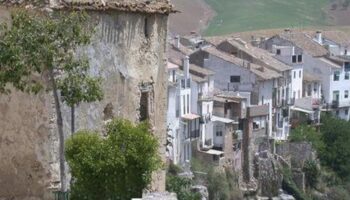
[332,100,339,109]
[191,129,200,138]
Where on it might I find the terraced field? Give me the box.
[204,0,330,36]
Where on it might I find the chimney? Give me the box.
[316,31,323,44]
[183,56,190,79]
[175,35,180,48]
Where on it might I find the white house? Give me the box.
[212,38,293,140]
[166,56,200,165]
[312,31,350,120]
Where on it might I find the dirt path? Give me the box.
[169,0,215,36]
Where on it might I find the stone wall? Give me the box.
[275,142,315,169]
[0,8,169,199]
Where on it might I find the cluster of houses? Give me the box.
[165,30,350,169]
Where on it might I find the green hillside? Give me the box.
[204,0,330,36]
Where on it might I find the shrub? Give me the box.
[65,119,161,200]
[303,160,319,189]
[166,175,201,200]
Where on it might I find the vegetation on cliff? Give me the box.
[65,119,161,199]
[287,113,350,199]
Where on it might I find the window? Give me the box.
[346,109,349,115]
[261,96,264,105]
[299,70,301,78]
[307,84,312,96]
[334,71,340,81]
[230,76,240,83]
[184,124,188,139]
[144,18,149,38]
[292,55,297,63]
[253,121,260,130]
[183,95,186,114]
[345,90,349,99]
[336,110,340,116]
[276,49,281,55]
[216,130,222,137]
[216,126,223,137]
[140,92,149,121]
[298,55,303,63]
[293,71,296,79]
[345,49,348,55]
[345,72,349,80]
[333,91,340,101]
[313,83,318,92]
[176,95,180,117]
[186,94,190,114]
[345,62,350,72]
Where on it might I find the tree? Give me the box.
[0,10,102,191]
[320,114,350,180]
[65,119,161,200]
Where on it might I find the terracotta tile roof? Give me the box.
[205,29,331,57]
[52,0,176,14]
[277,32,328,57]
[203,46,281,80]
[169,58,214,78]
[225,38,292,72]
[318,57,342,69]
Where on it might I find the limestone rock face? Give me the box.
[256,151,282,198]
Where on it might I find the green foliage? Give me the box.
[0,10,95,94]
[303,160,319,189]
[327,185,350,200]
[319,114,350,180]
[207,168,243,200]
[207,169,229,200]
[166,175,201,200]
[281,167,310,200]
[168,163,183,176]
[65,119,161,200]
[289,125,324,151]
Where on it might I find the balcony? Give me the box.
[332,100,339,109]
[248,104,269,117]
[338,100,350,108]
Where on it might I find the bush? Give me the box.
[281,167,310,200]
[166,175,201,200]
[168,163,183,176]
[303,160,319,189]
[65,119,161,200]
[207,168,243,200]
[327,185,350,200]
